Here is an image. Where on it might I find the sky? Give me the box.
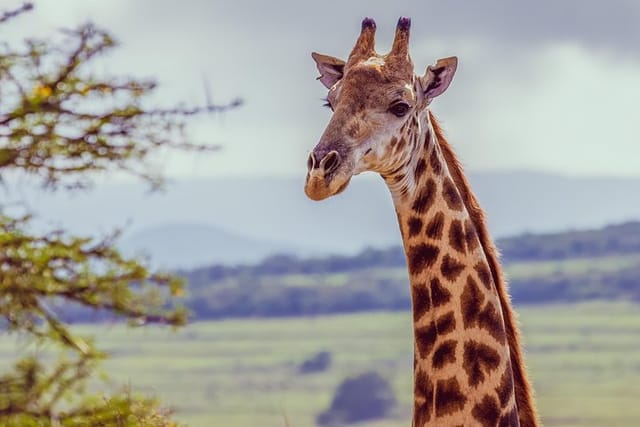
[3,0,640,179]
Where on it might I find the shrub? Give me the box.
[317,371,397,426]
[299,351,332,374]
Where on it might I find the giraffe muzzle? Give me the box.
[304,150,351,201]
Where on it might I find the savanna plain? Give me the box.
[2,302,639,427]
[3,229,640,427]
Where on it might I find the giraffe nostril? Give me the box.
[320,151,341,174]
[307,152,317,172]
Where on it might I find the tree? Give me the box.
[298,351,332,374]
[316,371,397,426]
[0,3,239,425]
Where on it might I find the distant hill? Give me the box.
[11,172,640,267]
[182,221,640,279]
[120,223,296,268]
[59,220,640,322]
[175,221,640,319]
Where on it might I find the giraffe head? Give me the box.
[304,17,457,201]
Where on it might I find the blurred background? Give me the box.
[2,1,640,426]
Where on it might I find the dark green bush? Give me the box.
[317,371,397,426]
[299,351,332,374]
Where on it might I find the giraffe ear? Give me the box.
[419,56,458,100]
[312,52,345,89]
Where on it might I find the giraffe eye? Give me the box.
[389,102,410,117]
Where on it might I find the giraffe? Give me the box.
[304,17,539,427]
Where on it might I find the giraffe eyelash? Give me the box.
[322,97,333,110]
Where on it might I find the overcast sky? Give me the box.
[4,0,640,178]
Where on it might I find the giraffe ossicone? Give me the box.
[304,17,540,427]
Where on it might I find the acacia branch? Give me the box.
[0,22,241,189]
[0,3,32,24]
[0,7,237,425]
[0,214,187,352]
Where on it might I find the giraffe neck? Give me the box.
[382,112,525,426]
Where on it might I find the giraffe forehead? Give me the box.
[346,61,413,84]
[339,65,416,105]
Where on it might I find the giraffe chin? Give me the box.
[304,173,352,201]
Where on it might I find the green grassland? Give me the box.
[5,225,640,426]
[3,302,640,427]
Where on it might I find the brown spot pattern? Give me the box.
[430,150,443,176]
[435,377,467,417]
[425,212,445,239]
[423,128,431,148]
[448,219,466,254]
[463,340,501,387]
[415,368,434,400]
[414,369,434,425]
[479,303,507,345]
[432,339,457,369]
[436,311,456,335]
[430,277,451,308]
[472,395,501,427]
[407,217,423,237]
[412,179,436,214]
[464,219,479,252]
[460,276,506,344]
[415,312,457,358]
[415,404,430,426]
[408,243,440,276]
[412,283,431,323]
[499,407,519,427]
[440,254,466,282]
[460,275,485,329]
[442,177,463,211]
[415,322,437,358]
[496,368,515,408]
[414,158,427,182]
[474,261,493,290]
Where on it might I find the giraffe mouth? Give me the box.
[304,169,352,201]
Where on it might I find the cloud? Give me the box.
[409,1,640,55]
[436,40,640,176]
[115,0,640,56]
[3,0,639,179]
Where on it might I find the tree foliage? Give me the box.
[0,6,239,190]
[317,371,397,426]
[0,3,239,425]
[298,351,332,375]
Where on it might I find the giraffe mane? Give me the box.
[429,111,540,426]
